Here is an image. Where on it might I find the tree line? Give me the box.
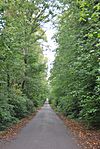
[50,0,100,128]
[0,0,49,130]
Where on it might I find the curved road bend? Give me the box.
[0,102,80,149]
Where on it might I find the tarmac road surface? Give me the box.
[0,102,80,149]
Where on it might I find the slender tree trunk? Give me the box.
[21,48,28,90]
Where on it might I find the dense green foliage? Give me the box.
[50,0,100,128]
[0,0,49,130]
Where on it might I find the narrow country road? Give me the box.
[0,102,80,149]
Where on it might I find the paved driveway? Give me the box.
[0,103,80,149]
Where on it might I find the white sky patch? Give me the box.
[42,21,57,78]
[40,0,65,79]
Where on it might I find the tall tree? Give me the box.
[50,0,100,128]
[0,0,49,130]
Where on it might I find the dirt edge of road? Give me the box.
[58,114,100,149]
[0,110,40,141]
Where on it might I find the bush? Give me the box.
[80,95,100,128]
[8,94,30,119]
[0,91,35,130]
[0,103,18,130]
[26,98,36,113]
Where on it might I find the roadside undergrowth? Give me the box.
[59,114,100,149]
